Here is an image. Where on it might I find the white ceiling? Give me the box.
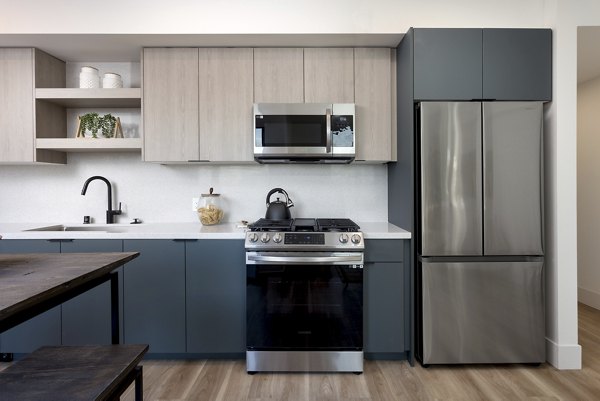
[0,34,403,62]
[578,27,600,84]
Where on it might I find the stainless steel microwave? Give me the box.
[254,103,355,163]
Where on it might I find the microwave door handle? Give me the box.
[326,108,332,153]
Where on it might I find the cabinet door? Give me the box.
[123,240,186,353]
[413,29,483,100]
[483,29,552,101]
[0,240,61,353]
[0,48,34,162]
[60,240,123,345]
[364,262,405,354]
[198,48,254,162]
[186,240,245,354]
[354,48,393,161]
[143,48,199,162]
[254,48,304,103]
[304,48,354,103]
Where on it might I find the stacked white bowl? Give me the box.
[79,66,100,88]
[102,73,123,88]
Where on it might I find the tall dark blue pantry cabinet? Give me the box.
[389,27,552,365]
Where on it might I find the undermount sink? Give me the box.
[26,224,130,233]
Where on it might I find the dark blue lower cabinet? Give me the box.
[60,240,123,345]
[363,239,409,360]
[0,240,61,354]
[0,237,410,360]
[123,240,186,354]
[186,240,245,356]
[364,262,405,357]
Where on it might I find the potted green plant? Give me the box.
[78,112,101,138]
[76,113,120,138]
[99,114,117,138]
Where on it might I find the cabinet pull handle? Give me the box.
[325,108,332,153]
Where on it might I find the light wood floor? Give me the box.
[119,303,600,401]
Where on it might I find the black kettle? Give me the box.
[265,188,294,220]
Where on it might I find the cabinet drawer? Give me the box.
[365,240,404,263]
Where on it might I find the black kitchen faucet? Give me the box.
[81,176,122,224]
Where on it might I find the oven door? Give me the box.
[254,103,355,161]
[246,251,363,351]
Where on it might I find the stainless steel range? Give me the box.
[245,218,364,373]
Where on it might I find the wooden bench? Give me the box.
[0,344,148,401]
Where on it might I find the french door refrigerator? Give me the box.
[416,102,545,365]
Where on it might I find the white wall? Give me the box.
[0,0,586,369]
[0,0,547,33]
[577,76,600,310]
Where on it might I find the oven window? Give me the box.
[256,115,326,147]
[247,264,363,350]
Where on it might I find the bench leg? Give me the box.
[135,365,143,401]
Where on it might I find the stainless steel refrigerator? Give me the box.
[416,101,545,365]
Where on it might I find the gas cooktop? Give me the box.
[245,218,363,250]
[248,218,360,232]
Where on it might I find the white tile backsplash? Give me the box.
[0,154,388,224]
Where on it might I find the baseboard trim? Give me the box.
[578,287,600,310]
[545,337,582,369]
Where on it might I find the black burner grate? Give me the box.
[248,218,293,232]
[316,218,360,232]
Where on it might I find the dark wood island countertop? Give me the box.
[0,252,139,332]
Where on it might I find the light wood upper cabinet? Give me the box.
[0,49,35,162]
[140,46,395,163]
[143,48,199,162]
[0,48,66,164]
[354,48,394,162]
[198,48,254,162]
[304,48,354,103]
[254,48,303,103]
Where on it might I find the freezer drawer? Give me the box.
[483,102,544,256]
[421,259,544,364]
[419,102,483,256]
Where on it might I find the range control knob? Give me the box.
[339,233,349,244]
[248,233,259,243]
[351,234,362,244]
[273,233,283,243]
[260,233,271,243]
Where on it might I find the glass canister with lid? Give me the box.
[198,187,224,225]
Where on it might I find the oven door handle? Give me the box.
[246,252,364,265]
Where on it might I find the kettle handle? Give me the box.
[266,188,294,208]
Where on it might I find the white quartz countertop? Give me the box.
[0,221,411,240]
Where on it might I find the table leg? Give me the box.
[135,365,143,401]
[110,271,119,345]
